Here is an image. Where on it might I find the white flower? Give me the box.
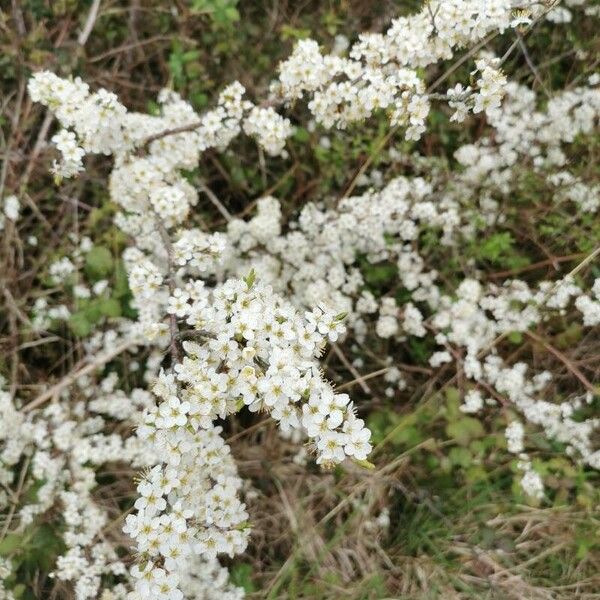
[167,290,190,318]
[3,195,20,221]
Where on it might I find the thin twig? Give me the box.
[332,344,371,394]
[141,120,204,148]
[198,179,232,222]
[150,210,182,363]
[78,0,102,46]
[489,253,585,279]
[23,340,136,413]
[516,32,550,97]
[10,0,26,37]
[88,35,175,63]
[525,330,595,393]
[336,367,390,391]
[0,455,30,540]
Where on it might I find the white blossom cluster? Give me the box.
[0,195,20,231]
[455,79,600,211]
[1,359,247,599]
[31,234,129,332]
[212,75,600,498]
[0,558,13,600]
[0,375,154,598]
[219,190,600,495]
[272,0,531,135]
[221,178,452,323]
[28,0,558,181]
[14,0,600,596]
[122,272,373,596]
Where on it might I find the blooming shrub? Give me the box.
[1,0,599,598]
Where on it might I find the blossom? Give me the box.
[21,2,600,598]
[3,195,20,221]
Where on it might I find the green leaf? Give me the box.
[555,324,582,349]
[85,246,113,279]
[280,25,311,40]
[446,417,485,446]
[25,524,65,573]
[508,331,523,344]
[362,261,398,288]
[113,261,130,298]
[449,447,472,468]
[407,337,434,365]
[182,50,200,62]
[68,312,92,337]
[0,533,22,556]
[445,387,461,420]
[353,458,376,470]
[390,424,422,447]
[190,0,240,25]
[293,127,310,143]
[244,269,256,289]
[230,563,256,592]
[479,232,514,263]
[367,411,390,445]
[83,300,103,323]
[98,297,122,318]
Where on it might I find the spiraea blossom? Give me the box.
[10,0,599,598]
[27,0,558,184]
[124,276,372,598]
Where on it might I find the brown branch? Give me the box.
[140,94,280,150]
[150,210,182,364]
[336,367,391,391]
[332,343,371,394]
[525,330,596,394]
[141,119,204,148]
[176,329,217,341]
[198,179,232,222]
[489,253,585,279]
[23,340,136,413]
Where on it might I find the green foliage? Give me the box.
[189,0,240,26]
[367,406,429,449]
[168,42,203,92]
[0,533,21,556]
[555,323,582,349]
[279,25,311,41]
[359,257,398,296]
[446,417,485,446]
[406,336,436,365]
[84,245,113,280]
[68,291,127,337]
[243,268,256,289]
[229,562,256,592]
[477,231,529,269]
[479,232,514,263]
[0,524,66,597]
[507,330,523,344]
[66,246,132,337]
[68,310,93,337]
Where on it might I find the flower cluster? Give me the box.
[29,0,554,178]
[15,0,600,598]
[122,276,371,598]
[273,0,522,135]
[242,106,294,156]
[214,74,600,499]
[0,374,155,599]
